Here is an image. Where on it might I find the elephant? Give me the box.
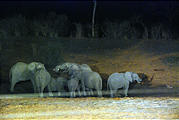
[70,70,102,97]
[53,62,93,96]
[107,72,142,97]
[67,77,81,98]
[34,68,53,97]
[49,77,68,96]
[9,62,45,92]
[80,71,103,97]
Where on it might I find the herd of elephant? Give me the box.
[9,62,142,97]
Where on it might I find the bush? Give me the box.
[37,42,64,69]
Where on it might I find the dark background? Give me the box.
[0,1,179,23]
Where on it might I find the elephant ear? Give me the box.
[124,72,133,83]
[36,63,45,70]
[28,62,36,73]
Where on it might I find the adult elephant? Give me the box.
[78,70,103,97]
[107,72,142,97]
[34,68,53,97]
[9,62,45,92]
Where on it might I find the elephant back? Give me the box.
[35,68,51,86]
[80,64,92,71]
[108,73,125,82]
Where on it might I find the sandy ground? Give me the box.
[0,91,179,119]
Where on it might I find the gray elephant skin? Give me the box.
[67,77,81,98]
[49,77,68,96]
[34,68,53,97]
[53,62,92,74]
[53,62,102,97]
[107,72,142,97]
[79,70,103,97]
[9,62,45,92]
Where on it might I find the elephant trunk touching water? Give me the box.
[9,62,45,92]
[107,72,142,97]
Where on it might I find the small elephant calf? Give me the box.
[49,77,68,96]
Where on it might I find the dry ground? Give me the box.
[63,47,179,88]
[0,96,178,119]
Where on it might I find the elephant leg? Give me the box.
[90,89,94,96]
[110,89,117,98]
[97,90,102,97]
[123,87,128,97]
[40,87,44,98]
[73,91,76,97]
[31,79,37,93]
[77,86,81,97]
[85,88,91,96]
[70,92,73,98]
[110,89,113,98]
[47,85,53,97]
[40,92,43,97]
[10,80,16,92]
[58,92,61,96]
[81,80,87,96]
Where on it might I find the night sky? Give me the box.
[0,1,179,23]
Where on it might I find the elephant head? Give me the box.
[53,63,69,73]
[124,72,142,83]
[53,62,80,73]
[28,62,45,74]
[9,62,45,92]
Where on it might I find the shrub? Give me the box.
[37,42,64,69]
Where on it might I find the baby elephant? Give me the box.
[107,72,142,97]
[34,68,53,97]
[49,77,68,96]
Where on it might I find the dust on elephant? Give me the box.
[49,77,68,96]
[107,72,142,97]
[34,68,53,97]
[9,62,45,92]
